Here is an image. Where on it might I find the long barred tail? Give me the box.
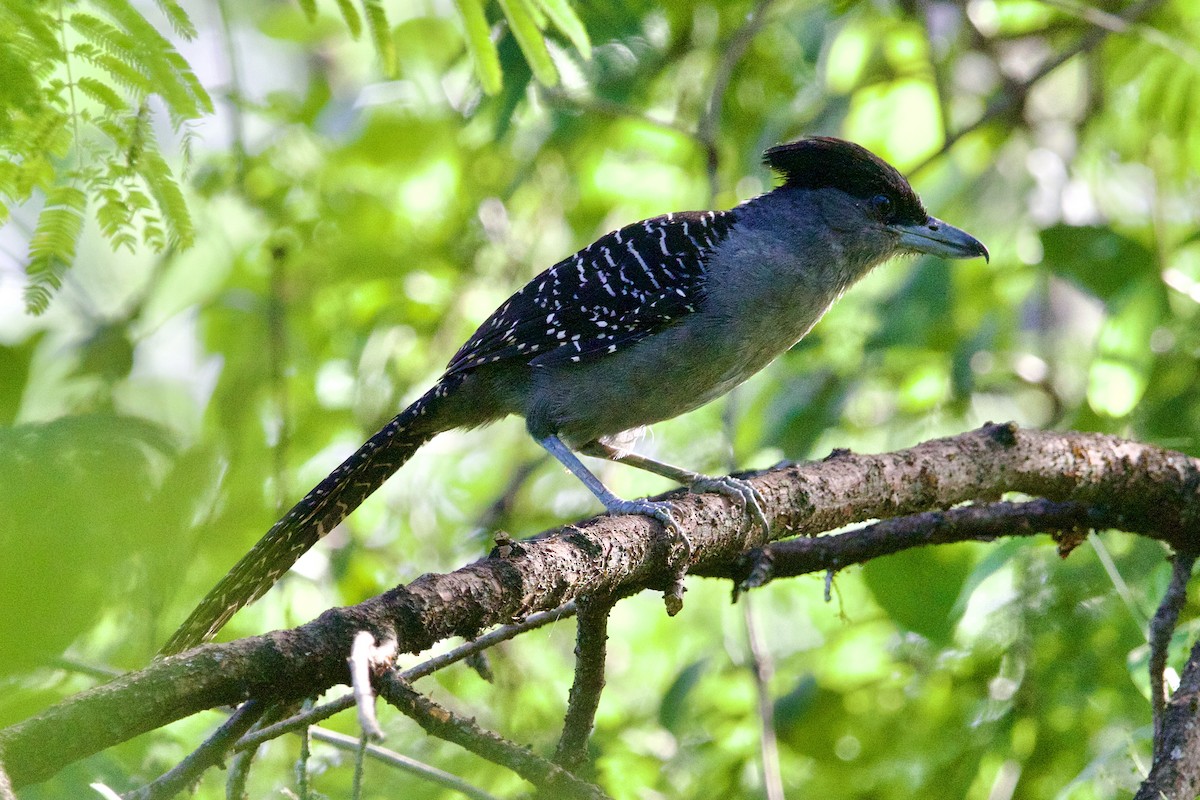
[159,376,464,656]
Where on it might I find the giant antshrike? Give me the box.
[161,137,988,655]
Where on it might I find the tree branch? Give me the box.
[375,672,609,800]
[554,595,615,772]
[1149,552,1196,755]
[4,425,1200,789]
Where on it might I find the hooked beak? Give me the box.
[893,216,989,262]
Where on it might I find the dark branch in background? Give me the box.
[5,426,1200,791]
[122,699,266,800]
[696,0,777,198]
[1149,552,1196,753]
[911,0,1167,176]
[375,672,609,800]
[554,595,615,772]
[743,597,785,800]
[472,456,547,537]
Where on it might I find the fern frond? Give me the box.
[137,146,193,249]
[76,76,126,114]
[151,0,197,40]
[0,3,60,56]
[25,186,87,314]
[71,32,153,97]
[85,0,213,120]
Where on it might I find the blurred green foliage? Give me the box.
[3,0,1200,798]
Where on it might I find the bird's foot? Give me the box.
[688,475,770,536]
[604,497,691,615]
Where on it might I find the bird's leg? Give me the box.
[537,435,691,615]
[577,440,770,536]
[536,434,683,538]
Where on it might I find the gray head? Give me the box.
[764,137,989,264]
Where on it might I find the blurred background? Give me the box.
[2,0,1199,797]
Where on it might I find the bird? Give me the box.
[160,136,988,656]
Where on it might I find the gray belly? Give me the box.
[522,305,824,445]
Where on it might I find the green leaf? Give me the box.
[497,0,558,87]
[658,659,708,732]
[455,0,503,95]
[532,0,590,59]
[1040,224,1156,303]
[862,543,977,645]
[295,0,319,23]
[335,0,363,38]
[361,0,397,78]
[25,185,87,314]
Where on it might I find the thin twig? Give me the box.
[375,672,609,799]
[696,0,777,199]
[294,699,313,800]
[123,699,267,800]
[472,456,547,537]
[554,596,614,771]
[1149,552,1196,755]
[539,87,699,144]
[227,703,289,800]
[234,603,578,752]
[309,726,500,800]
[743,597,784,800]
[350,733,368,800]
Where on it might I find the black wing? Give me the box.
[446,210,736,374]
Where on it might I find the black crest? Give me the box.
[763,137,926,224]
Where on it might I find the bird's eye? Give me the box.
[869,194,893,220]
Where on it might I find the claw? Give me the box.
[604,498,692,616]
[688,475,770,536]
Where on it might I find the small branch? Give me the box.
[539,87,700,144]
[293,700,313,800]
[350,733,367,800]
[122,699,266,800]
[554,596,615,771]
[1136,636,1200,799]
[1149,552,1196,754]
[309,726,501,800]
[712,499,1117,590]
[375,672,610,800]
[234,603,578,753]
[743,597,784,800]
[224,746,252,800]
